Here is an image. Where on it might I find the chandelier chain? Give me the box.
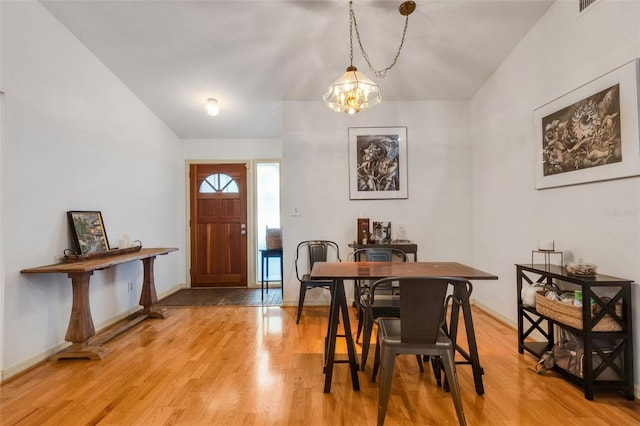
[349,5,354,67]
[349,1,410,78]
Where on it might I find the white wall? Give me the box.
[470,0,640,388]
[0,1,184,377]
[281,100,472,306]
[182,138,281,160]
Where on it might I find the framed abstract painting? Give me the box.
[348,126,408,200]
[534,59,640,189]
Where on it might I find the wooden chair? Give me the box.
[371,276,472,426]
[295,240,341,324]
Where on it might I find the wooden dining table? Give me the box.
[310,261,498,394]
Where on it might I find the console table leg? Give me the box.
[65,271,95,343]
[51,271,111,360]
[137,256,168,319]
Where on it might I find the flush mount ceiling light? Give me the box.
[322,1,416,114]
[205,98,220,116]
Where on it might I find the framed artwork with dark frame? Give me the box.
[348,126,408,200]
[534,59,640,189]
[67,211,110,255]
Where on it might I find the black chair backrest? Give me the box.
[352,247,407,262]
[353,248,407,292]
[370,276,473,344]
[308,242,328,267]
[295,240,341,280]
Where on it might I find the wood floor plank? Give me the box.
[0,305,639,425]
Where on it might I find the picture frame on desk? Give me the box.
[348,127,408,200]
[67,211,110,255]
[534,59,640,189]
[372,221,391,244]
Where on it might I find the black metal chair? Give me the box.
[371,276,472,426]
[352,247,411,371]
[295,240,341,324]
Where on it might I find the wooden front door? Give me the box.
[190,163,248,287]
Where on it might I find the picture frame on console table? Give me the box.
[67,210,110,255]
[348,126,408,199]
[534,59,640,189]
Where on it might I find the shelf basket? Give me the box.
[265,228,282,250]
[535,291,622,332]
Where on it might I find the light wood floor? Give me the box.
[1,305,639,425]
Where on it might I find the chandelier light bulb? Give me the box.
[206,98,220,116]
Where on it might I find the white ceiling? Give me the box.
[40,0,554,139]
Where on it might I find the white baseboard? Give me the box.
[157,284,185,299]
[1,341,72,382]
[471,298,517,328]
[281,299,329,308]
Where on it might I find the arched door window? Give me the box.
[199,173,239,193]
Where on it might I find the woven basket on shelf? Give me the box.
[265,228,282,249]
[534,291,622,332]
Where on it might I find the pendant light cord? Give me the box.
[349,1,411,78]
[349,3,355,69]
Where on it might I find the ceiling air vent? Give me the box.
[579,0,597,13]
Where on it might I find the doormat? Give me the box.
[156,288,282,307]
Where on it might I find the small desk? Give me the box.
[21,247,178,360]
[259,248,283,301]
[311,261,498,394]
[348,242,418,261]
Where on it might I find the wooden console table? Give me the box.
[21,247,178,360]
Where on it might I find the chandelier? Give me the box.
[322,1,416,114]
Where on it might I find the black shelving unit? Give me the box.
[516,263,634,400]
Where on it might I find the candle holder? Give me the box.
[531,250,563,270]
